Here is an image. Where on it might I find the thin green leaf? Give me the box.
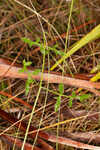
[55,96,61,112]
[90,64,100,73]
[40,45,49,55]
[90,72,100,82]
[76,94,91,102]
[51,24,100,70]
[59,83,64,95]
[19,60,32,73]
[23,60,32,67]
[68,91,76,107]
[53,49,65,56]
[25,75,34,95]
[68,98,73,108]
[19,68,25,73]
[21,37,34,48]
[32,69,41,75]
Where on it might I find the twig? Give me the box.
[0,58,100,96]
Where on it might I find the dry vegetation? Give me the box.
[0,0,100,150]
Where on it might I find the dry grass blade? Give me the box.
[67,132,100,144]
[1,1,100,150]
[48,135,100,150]
[1,107,100,150]
[0,108,54,150]
[1,134,41,150]
[0,108,49,140]
[0,91,33,110]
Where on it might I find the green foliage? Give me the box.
[19,59,32,73]
[21,37,65,56]
[25,73,34,96]
[68,91,91,107]
[68,91,76,107]
[55,96,61,113]
[55,83,64,112]
[59,83,64,94]
[0,81,7,90]
[76,94,91,102]
[19,59,41,96]
[32,69,41,75]
[21,37,35,48]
